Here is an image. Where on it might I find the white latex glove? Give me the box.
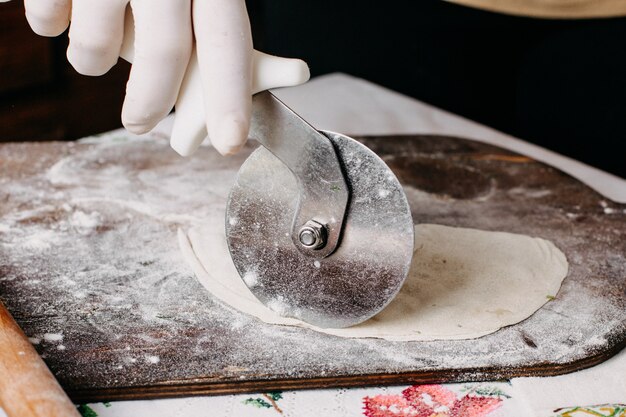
[118,11,310,156]
[24,0,193,137]
[169,48,311,156]
[22,0,310,156]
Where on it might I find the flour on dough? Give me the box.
[179,219,568,341]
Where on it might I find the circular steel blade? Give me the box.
[225,131,414,328]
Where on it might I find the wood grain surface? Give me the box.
[0,302,80,417]
[0,135,624,402]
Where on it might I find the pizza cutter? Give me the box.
[225,91,414,328]
[118,19,413,328]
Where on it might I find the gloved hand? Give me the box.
[22,0,310,156]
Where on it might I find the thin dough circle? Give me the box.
[179,219,568,341]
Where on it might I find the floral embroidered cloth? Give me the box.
[363,384,507,417]
[42,382,626,417]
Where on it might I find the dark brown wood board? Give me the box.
[0,135,624,402]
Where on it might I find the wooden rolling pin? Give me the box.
[0,301,80,417]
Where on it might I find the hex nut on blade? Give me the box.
[298,221,327,250]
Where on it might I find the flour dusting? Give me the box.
[69,211,102,235]
[0,134,623,394]
[43,333,63,342]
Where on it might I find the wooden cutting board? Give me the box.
[0,135,624,402]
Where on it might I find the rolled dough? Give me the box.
[179,219,568,341]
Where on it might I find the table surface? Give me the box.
[1,134,623,403]
[1,73,624,417]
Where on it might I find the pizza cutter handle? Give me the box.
[249,91,349,259]
[119,12,310,158]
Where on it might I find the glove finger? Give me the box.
[193,0,252,156]
[170,51,206,157]
[66,0,128,76]
[122,0,192,134]
[24,0,71,37]
[170,50,310,157]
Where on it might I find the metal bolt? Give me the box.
[298,220,327,250]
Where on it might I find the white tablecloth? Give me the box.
[3,73,624,417]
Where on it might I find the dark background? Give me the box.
[1,0,625,177]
